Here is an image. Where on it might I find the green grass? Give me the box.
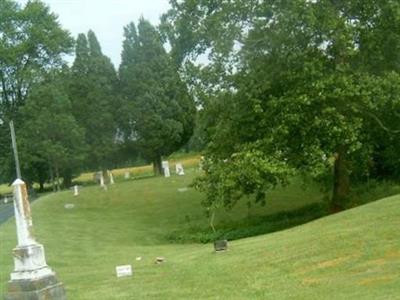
[1,169,399,299]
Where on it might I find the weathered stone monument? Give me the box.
[175,163,185,176]
[162,161,170,178]
[5,179,66,300]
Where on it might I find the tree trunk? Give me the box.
[49,164,56,192]
[332,146,350,212]
[55,163,60,192]
[153,155,163,176]
[62,169,72,189]
[39,181,44,192]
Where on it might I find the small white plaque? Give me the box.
[116,265,133,278]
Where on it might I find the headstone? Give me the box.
[177,187,188,193]
[64,203,75,209]
[175,163,185,175]
[124,171,130,179]
[155,257,165,264]
[4,196,8,204]
[116,265,132,278]
[108,170,115,185]
[100,172,105,186]
[5,179,66,299]
[214,240,228,251]
[73,185,79,196]
[162,161,170,178]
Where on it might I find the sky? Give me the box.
[17,0,171,67]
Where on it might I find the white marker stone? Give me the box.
[175,163,185,176]
[73,185,79,196]
[124,171,130,179]
[64,203,75,209]
[100,172,105,187]
[163,167,171,177]
[162,160,170,177]
[116,265,133,278]
[108,170,115,185]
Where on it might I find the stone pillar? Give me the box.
[5,179,66,300]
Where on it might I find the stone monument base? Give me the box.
[5,274,66,300]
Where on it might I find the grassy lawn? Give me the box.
[0,168,399,299]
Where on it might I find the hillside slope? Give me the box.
[0,173,399,299]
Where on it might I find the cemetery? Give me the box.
[1,0,400,299]
[0,163,399,299]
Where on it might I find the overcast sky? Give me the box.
[18,0,171,67]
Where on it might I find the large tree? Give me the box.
[69,30,118,171]
[19,70,86,191]
[0,0,73,183]
[164,0,400,210]
[119,18,195,175]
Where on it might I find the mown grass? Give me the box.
[0,168,399,299]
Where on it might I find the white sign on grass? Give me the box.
[116,265,133,278]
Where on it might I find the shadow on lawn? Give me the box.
[166,202,329,244]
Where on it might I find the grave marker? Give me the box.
[108,170,115,185]
[73,185,79,196]
[5,179,66,299]
[162,160,170,178]
[124,171,130,179]
[175,163,185,175]
[116,265,133,278]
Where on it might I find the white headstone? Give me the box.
[124,171,130,179]
[164,167,170,178]
[108,170,115,185]
[175,163,185,175]
[4,196,8,204]
[100,172,105,187]
[116,265,132,278]
[73,185,79,196]
[162,161,170,177]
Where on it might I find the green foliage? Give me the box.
[119,18,196,174]
[164,0,400,210]
[0,0,73,183]
[193,150,293,210]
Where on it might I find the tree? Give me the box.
[19,71,86,191]
[69,30,118,171]
[0,0,73,183]
[119,18,195,175]
[165,0,400,210]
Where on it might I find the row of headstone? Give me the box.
[162,161,185,177]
